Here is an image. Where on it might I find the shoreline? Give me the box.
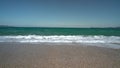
[0,42,120,49]
[0,43,120,68]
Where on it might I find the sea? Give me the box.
[0,27,120,49]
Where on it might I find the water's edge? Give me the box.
[0,35,120,49]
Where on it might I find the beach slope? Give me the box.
[0,43,120,68]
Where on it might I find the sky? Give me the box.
[0,0,120,27]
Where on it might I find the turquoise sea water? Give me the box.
[0,27,120,36]
[0,27,120,49]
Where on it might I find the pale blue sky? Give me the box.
[0,0,120,27]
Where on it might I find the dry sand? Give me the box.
[0,43,120,68]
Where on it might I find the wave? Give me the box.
[0,35,120,44]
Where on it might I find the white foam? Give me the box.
[0,35,119,44]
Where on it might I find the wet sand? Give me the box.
[0,43,120,68]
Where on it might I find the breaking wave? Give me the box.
[0,35,120,44]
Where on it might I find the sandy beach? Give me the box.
[0,43,120,68]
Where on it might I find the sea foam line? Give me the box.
[0,35,119,44]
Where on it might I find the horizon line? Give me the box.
[0,25,120,28]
